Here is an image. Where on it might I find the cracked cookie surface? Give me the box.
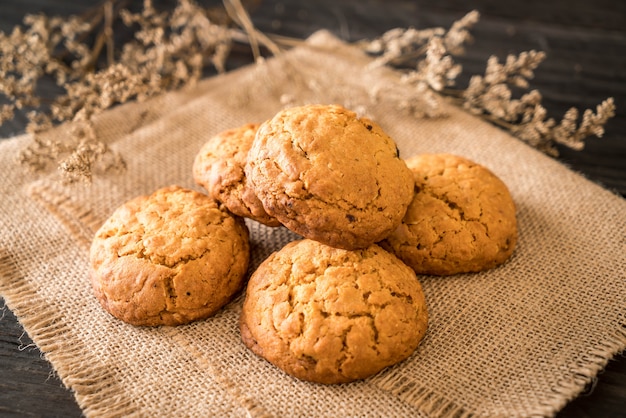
[380,154,517,275]
[193,123,281,227]
[89,185,250,326]
[245,104,414,250]
[240,239,428,384]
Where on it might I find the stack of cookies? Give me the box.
[89,104,517,384]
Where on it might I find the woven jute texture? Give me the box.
[1,31,625,418]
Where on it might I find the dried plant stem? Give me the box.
[83,2,114,71]
[1,3,617,183]
[223,0,282,59]
[104,0,115,66]
[223,0,261,61]
[364,12,615,156]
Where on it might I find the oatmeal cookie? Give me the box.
[240,239,428,384]
[89,185,250,326]
[193,123,281,227]
[380,154,517,275]
[245,104,414,250]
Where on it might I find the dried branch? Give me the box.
[364,11,477,119]
[365,12,615,156]
[462,51,546,120]
[2,0,269,183]
[1,3,617,183]
[460,51,615,155]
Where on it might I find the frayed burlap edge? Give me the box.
[0,249,141,417]
[0,133,142,417]
[18,136,626,418]
[373,322,626,418]
[2,31,625,418]
[19,158,285,418]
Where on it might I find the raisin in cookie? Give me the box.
[380,154,517,275]
[240,239,428,384]
[245,104,414,250]
[89,186,250,326]
[193,123,281,227]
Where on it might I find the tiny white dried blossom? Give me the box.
[365,26,445,68]
[463,51,546,126]
[402,36,462,92]
[57,120,126,183]
[370,79,446,119]
[4,0,247,182]
[551,98,616,151]
[511,103,558,155]
[365,12,476,118]
[487,51,545,88]
[0,104,15,126]
[443,10,480,55]
[25,111,54,135]
[4,1,618,181]
[462,50,615,154]
[365,10,479,70]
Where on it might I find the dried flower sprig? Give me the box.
[364,11,615,156]
[16,118,125,182]
[0,13,87,115]
[364,11,479,69]
[402,36,462,93]
[462,51,547,121]
[459,51,615,155]
[552,99,616,150]
[2,0,272,183]
[365,11,477,118]
[2,3,617,182]
[509,96,616,155]
[364,26,445,69]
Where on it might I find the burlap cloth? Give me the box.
[1,31,624,418]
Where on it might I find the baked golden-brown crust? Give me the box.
[245,104,414,250]
[380,154,517,275]
[193,123,281,227]
[240,239,428,384]
[89,185,250,326]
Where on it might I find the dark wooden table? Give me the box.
[1,1,625,416]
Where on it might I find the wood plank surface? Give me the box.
[1,1,625,417]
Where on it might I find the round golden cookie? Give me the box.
[89,185,250,326]
[380,154,517,275]
[240,239,429,384]
[193,123,281,227]
[245,104,414,250]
